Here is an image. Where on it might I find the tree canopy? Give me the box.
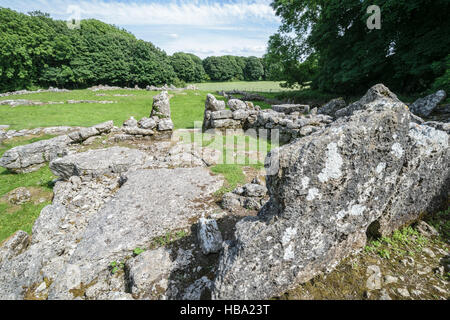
[268,0,450,94]
[0,8,179,92]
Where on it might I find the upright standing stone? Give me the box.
[151,91,171,119]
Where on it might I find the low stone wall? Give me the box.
[117,91,174,141]
[202,94,333,143]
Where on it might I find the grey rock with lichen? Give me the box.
[0,231,30,265]
[272,104,310,114]
[151,91,171,119]
[138,117,157,130]
[0,121,113,173]
[182,277,213,300]
[6,187,31,205]
[46,167,222,299]
[319,98,346,117]
[410,90,447,118]
[197,218,223,255]
[205,94,225,112]
[49,147,148,180]
[158,119,174,131]
[212,84,449,300]
[123,116,138,127]
[335,83,401,118]
[228,99,247,112]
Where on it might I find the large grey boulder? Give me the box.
[205,94,225,112]
[410,90,447,118]
[228,99,247,112]
[151,91,171,119]
[319,98,347,117]
[49,147,148,180]
[0,167,223,300]
[0,135,71,173]
[0,121,114,173]
[126,247,174,299]
[46,167,222,299]
[335,83,400,118]
[212,85,449,300]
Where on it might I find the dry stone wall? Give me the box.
[202,94,334,143]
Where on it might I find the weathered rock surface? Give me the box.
[319,98,347,117]
[272,104,310,115]
[123,116,138,127]
[228,99,247,112]
[410,90,447,118]
[0,135,71,173]
[335,83,401,119]
[49,147,148,180]
[151,91,171,119]
[126,247,173,299]
[0,231,30,265]
[6,187,32,205]
[0,121,113,173]
[205,94,225,112]
[222,182,269,212]
[0,166,223,300]
[197,218,223,255]
[212,84,449,300]
[46,167,222,299]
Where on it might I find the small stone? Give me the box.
[35,282,47,294]
[397,288,410,298]
[7,187,31,205]
[411,290,423,296]
[157,119,174,131]
[432,286,446,294]
[243,183,267,197]
[123,116,138,127]
[416,221,439,237]
[366,265,382,291]
[383,275,398,285]
[197,218,223,255]
[379,289,392,300]
[422,247,435,258]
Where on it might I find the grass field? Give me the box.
[0,136,56,242]
[191,81,296,92]
[0,89,215,131]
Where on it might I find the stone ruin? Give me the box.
[202,93,333,143]
[0,84,448,301]
[119,91,174,141]
[0,91,175,173]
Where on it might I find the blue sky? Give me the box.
[0,0,281,58]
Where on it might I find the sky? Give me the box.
[0,0,281,58]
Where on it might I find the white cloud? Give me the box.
[3,0,279,26]
[1,0,280,58]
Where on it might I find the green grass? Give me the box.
[191,81,296,92]
[0,135,56,242]
[0,89,229,131]
[364,226,432,259]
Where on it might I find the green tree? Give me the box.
[170,52,206,83]
[269,0,450,94]
[244,56,265,81]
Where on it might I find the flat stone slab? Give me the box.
[47,167,223,299]
[272,104,310,114]
[49,147,148,179]
[0,121,113,173]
